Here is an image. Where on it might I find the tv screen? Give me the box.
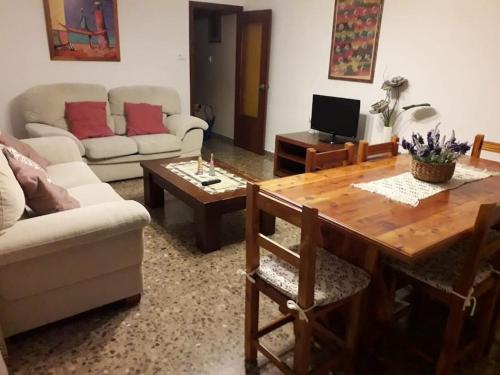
[311,95,360,139]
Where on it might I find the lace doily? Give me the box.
[352,164,498,207]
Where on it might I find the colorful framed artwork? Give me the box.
[43,0,120,61]
[328,0,384,83]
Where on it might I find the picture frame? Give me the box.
[328,0,384,83]
[43,0,121,62]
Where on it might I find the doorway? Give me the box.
[189,2,272,155]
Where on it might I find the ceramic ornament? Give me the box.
[209,153,216,176]
[196,156,204,175]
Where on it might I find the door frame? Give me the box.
[189,1,243,115]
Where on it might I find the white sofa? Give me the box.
[21,84,208,182]
[0,136,150,349]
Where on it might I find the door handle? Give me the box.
[259,83,268,90]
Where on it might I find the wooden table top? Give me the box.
[259,155,500,262]
[140,157,259,205]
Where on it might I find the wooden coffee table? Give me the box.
[140,157,275,252]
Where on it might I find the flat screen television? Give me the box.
[311,94,360,143]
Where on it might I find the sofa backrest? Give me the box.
[0,149,26,231]
[108,86,181,135]
[21,83,115,132]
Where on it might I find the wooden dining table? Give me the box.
[258,154,500,370]
[259,154,500,266]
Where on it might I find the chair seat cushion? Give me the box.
[386,234,498,293]
[130,134,182,155]
[257,246,371,306]
[82,136,138,160]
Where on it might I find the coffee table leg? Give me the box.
[260,212,276,235]
[194,206,221,252]
[143,170,164,208]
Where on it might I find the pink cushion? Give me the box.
[0,133,49,170]
[65,102,114,140]
[3,147,80,215]
[125,102,167,136]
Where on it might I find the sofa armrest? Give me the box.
[21,136,82,165]
[164,114,208,140]
[0,201,151,266]
[26,123,85,156]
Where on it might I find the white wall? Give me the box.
[244,0,500,152]
[0,0,244,137]
[193,14,237,139]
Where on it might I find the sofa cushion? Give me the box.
[125,102,168,136]
[47,162,101,189]
[68,183,123,206]
[0,133,49,170]
[0,151,26,231]
[109,86,181,135]
[130,134,182,155]
[21,83,115,131]
[65,102,114,140]
[82,136,138,160]
[3,147,80,215]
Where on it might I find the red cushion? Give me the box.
[65,101,113,140]
[0,133,49,170]
[125,102,167,136]
[3,147,80,215]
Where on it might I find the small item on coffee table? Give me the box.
[209,153,216,176]
[196,156,204,175]
[202,178,221,186]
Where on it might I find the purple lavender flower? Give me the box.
[402,126,470,164]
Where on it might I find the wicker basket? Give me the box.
[411,158,456,183]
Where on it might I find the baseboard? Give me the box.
[209,132,274,158]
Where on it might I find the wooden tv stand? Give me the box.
[273,131,352,176]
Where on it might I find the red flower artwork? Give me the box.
[329,0,384,83]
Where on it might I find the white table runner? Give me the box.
[166,160,247,194]
[352,164,498,207]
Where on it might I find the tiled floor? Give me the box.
[4,135,499,374]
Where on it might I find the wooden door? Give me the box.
[234,10,272,155]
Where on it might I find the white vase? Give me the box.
[381,126,393,142]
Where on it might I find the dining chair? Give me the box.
[304,142,355,172]
[244,182,371,374]
[357,136,399,163]
[471,134,500,159]
[386,203,500,375]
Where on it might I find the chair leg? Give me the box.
[435,298,466,375]
[245,279,260,367]
[473,283,500,359]
[344,293,363,375]
[484,298,499,356]
[293,318,313,375]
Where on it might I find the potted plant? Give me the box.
[370,76,431,141]
[402,126,470,183]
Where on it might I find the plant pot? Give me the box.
[381,126,393,142]
[411,158,456,183]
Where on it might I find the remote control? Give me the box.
[202,179,221,186]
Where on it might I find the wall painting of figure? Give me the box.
[43,0,120,61]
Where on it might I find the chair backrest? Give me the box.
[357,136,399,163]
[305,142,355,172]
[471,134,500,159]
[246,182,319,308]
[454,203,500,295]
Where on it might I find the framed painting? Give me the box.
[43,0,120,61]
[328,0,384,83]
